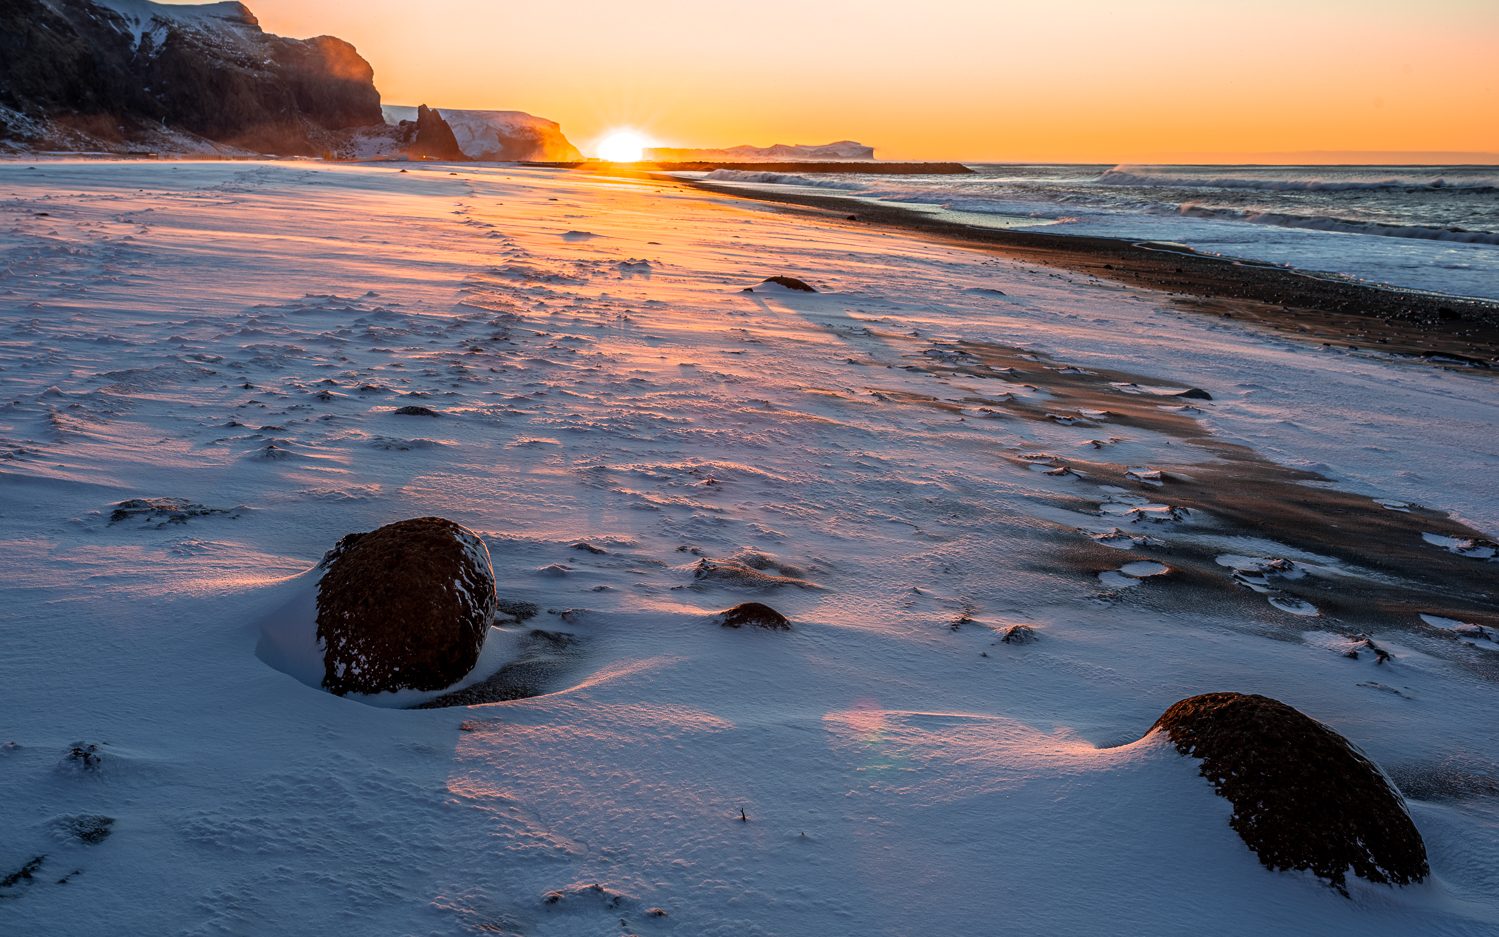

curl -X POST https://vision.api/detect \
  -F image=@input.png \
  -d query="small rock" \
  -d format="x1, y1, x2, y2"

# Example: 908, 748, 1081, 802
718, 602, 790, 630
572, 541, 606, 554
1175, 388, 1213, 400
60, 742, 102, 771
1000, 624, 1037, 644
762, 275, 817, 292
393, 405, 439, 416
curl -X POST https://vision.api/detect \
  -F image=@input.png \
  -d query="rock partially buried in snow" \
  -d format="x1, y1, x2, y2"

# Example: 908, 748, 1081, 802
316, 517, 497, 696
718, 602, 790, 630
760, 276, 817, 292
1152, 692, 1428, 894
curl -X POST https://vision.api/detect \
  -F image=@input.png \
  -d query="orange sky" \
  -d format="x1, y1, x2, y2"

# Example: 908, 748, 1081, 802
175, 0, 1497, 162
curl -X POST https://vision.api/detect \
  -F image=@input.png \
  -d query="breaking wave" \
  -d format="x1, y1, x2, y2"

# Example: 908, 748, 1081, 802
1173, 203, 1499, 244
702, 169, 866, 190
1099, 168, 1498, 193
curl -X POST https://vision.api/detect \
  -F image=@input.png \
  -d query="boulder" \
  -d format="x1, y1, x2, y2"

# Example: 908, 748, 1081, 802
1152, 692, 1428, 893
315, 517, 496, 695
718, 602, 790, 630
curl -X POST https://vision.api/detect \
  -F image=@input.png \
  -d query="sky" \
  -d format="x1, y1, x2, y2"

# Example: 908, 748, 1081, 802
173, 0, 1496, 162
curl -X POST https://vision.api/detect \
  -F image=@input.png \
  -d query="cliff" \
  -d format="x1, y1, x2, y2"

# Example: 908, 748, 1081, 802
381, 106, 583, 162
0, 0, 384, 154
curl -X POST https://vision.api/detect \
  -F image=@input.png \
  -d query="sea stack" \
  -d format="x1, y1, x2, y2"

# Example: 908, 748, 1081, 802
1153, 692, 1428, 893
315, 517, 496, 695
405, 105, 466, 161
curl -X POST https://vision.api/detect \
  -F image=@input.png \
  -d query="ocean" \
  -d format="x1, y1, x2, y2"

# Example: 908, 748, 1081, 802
694, 164, 1499, 301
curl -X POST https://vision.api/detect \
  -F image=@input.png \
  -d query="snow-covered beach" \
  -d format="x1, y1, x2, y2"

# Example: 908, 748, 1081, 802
3, 159, 1499, 935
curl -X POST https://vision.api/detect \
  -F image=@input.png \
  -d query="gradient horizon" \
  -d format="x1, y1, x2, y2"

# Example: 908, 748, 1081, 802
164, 0, 1496, 162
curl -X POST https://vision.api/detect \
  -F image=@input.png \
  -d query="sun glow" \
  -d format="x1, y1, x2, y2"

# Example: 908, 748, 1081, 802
595, 130, 649, 162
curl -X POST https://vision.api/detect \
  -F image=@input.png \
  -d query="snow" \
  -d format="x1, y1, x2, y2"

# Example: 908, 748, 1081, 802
2, 160, 1499, 934
92, 0, 260, 46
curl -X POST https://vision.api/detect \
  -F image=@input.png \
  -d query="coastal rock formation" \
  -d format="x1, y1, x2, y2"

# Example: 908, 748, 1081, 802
315, 517, 496, 696
1153, 692, 1428, 893
382, 105, 583, 162
645, 141, 875, 161
717, 602, 790, 630
0, 0, 383, 154
399, 104, 465, 161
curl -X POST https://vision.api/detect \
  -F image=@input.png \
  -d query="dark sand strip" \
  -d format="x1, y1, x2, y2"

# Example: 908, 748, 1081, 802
873, 337, 1499, 673
523, 160, 972, 174
677, 177, 1499, 371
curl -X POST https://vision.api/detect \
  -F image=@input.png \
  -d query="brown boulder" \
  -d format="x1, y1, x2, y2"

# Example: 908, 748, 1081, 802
718, 602, 790, 630
315, 517, 496, 695
1153, 692, 1428, 893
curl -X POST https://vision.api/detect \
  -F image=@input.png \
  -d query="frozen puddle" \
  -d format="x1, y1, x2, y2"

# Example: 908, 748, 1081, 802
1422, 532, 1499, 559
1420, 613, 1497, 643
1097, 487, 1189, 524
1216, 555, 1318, 616
1098, 560, 1170, 588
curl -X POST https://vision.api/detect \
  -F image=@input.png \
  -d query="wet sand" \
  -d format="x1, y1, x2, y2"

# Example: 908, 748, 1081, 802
677, 177, 1499, 372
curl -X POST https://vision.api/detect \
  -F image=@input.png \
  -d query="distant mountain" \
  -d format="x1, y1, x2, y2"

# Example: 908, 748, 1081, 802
644, 141, 876, 161
0, 0, 384, 154
381, 106, 582, 162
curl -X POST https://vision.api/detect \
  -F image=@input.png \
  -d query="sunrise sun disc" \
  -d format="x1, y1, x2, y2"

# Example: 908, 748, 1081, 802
596, 131, 648, 162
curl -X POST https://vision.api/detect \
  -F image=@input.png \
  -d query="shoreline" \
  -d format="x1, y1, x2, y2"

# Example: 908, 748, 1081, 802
666, 174, 1499, 369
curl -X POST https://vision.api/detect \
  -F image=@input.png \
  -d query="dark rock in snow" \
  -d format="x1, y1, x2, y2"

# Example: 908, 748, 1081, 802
109, 497, 235, 525
572, 541, 607, 554
316, 517, 496, 696
1175, 388, 1213, 400
0, 856, 45, 891
718, 602, 790, 630
693, 559, 817, 590
60, 742, 102, 772
496, 600, 541, 622
762, 276, 817, 292
1000, 624, 1037, 644
1152, 692, 1428, 893
393, 405, 439, 416
52, 814, 115, 844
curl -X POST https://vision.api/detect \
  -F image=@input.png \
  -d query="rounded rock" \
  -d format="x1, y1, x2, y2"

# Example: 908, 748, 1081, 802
316, 517, 496, 695
718, 602, 790, 630
1152, 692, 1428, 892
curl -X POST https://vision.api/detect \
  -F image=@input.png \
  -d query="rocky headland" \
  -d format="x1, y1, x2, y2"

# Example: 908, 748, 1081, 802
0, 0, 582, 161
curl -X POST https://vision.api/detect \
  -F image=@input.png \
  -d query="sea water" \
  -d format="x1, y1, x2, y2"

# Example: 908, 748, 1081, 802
695, 164, 1499, 300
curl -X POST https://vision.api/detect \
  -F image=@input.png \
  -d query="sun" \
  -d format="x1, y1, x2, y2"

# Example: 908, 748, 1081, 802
595, 131, 649, 162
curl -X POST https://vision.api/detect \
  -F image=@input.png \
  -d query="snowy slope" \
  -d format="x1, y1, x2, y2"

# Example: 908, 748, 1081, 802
1, 161, 1498, 935
93, 0, 263, 45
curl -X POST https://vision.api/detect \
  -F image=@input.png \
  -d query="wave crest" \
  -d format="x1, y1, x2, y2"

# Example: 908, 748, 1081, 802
1099, 168, 1497, 193
1172, 202, 1499, 244
702, 169, 865, 190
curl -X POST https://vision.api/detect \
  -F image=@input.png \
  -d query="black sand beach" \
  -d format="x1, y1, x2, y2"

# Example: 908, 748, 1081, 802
674, 176, 1499, 371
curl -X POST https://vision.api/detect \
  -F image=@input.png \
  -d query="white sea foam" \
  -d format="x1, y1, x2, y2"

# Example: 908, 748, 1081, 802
1099, 168, 1499, 192
702, 169, 866, 190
